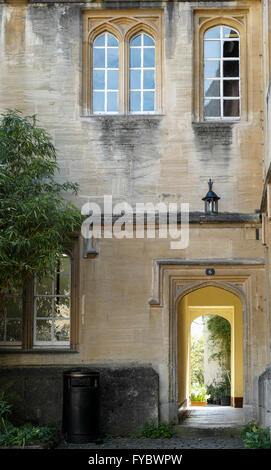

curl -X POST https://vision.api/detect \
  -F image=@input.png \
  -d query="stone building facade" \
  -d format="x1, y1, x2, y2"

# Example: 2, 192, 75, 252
1, 0, 271, 434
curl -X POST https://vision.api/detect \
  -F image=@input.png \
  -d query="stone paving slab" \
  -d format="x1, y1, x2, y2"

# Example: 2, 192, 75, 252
173, 425, 243, 438
182, 405, 245, 427
57, 405, 246, 449
57, 436, 245, 449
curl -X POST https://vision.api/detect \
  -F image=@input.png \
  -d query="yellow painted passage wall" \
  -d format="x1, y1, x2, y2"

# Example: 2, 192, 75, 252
178, 286, 243, 406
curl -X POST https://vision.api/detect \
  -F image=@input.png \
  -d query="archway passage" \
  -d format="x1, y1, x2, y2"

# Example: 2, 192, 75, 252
178, 286, 243, 411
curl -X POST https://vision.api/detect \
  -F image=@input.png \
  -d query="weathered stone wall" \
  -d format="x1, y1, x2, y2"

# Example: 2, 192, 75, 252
0, 366, 159, 435
0, 1, 264, 211
0, 0, 269, 425
259, 365, 271, 431
1, 223, 268, 421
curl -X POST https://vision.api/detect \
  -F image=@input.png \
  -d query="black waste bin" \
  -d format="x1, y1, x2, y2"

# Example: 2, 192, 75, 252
63, 370, 100, 443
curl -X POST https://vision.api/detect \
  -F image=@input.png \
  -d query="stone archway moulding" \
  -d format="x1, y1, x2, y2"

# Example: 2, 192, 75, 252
148, 258, 264, 307
148, 258, 265, 419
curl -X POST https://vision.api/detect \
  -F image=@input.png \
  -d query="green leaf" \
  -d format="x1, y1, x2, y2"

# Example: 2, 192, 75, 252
0, 110, 83, 299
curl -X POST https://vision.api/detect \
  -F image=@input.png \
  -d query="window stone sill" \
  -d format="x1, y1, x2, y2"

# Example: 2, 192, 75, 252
192, 121, 238, 127
80, 114, 165, 119
0, 348, 79, 354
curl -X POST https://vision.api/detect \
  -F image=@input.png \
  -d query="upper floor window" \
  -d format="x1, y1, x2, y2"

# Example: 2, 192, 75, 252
93, 33, 119, 114
83, 10, 163, 115
129, 33, 155, 113
204, 25, 240, 120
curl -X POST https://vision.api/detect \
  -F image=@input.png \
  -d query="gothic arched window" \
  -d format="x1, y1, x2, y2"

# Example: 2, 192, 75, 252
93, 33, 119, 114
204, 25, 240, 119
129, 33, 155, 113
84, 11, 163, 115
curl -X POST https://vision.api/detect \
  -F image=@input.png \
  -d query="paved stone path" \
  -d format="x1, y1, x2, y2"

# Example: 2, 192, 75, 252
57, 436, 245, 449
181, 405, 244, 428
57, 405, 246, 449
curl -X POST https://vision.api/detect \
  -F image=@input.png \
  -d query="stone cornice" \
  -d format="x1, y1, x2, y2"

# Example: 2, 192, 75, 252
98, 212, 261, 224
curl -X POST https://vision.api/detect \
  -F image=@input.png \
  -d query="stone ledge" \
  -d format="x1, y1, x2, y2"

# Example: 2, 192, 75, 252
0, 348, 79, 354
192, 121, 236, 127
98, 212, 261, 224
186, 212, 261, 224
80, 114, 165, 120
154, 258, 265, 266
27, 0, 234, 3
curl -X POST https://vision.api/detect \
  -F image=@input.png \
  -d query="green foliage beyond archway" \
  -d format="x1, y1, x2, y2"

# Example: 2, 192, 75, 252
190, 333, 204, 386
206, 315, 231, 371
0, 110, 82, 300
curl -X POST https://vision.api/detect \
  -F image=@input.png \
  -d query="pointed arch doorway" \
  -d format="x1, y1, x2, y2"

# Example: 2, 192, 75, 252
178, 286, 243, 409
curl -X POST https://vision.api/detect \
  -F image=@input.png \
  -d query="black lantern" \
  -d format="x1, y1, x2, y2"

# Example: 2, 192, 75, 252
202, 179, 220, 214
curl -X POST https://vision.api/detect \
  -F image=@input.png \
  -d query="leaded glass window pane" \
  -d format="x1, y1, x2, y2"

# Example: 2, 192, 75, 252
93, 33, 119, 114
0, 295, 23, 345
204, 25, 240, 119
129, 33, 155, 113
34, 254, 71, 346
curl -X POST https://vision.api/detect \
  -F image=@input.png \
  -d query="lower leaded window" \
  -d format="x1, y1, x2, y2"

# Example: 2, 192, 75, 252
34, 254, 71, 347
0, 295, 23, 346
0, 253, 74, 350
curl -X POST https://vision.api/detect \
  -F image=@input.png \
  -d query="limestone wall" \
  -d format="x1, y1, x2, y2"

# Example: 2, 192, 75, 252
0, 0, 269, 424
259, 365, 271, 431
0, 1, 264, 212
1, 223, 268, 420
